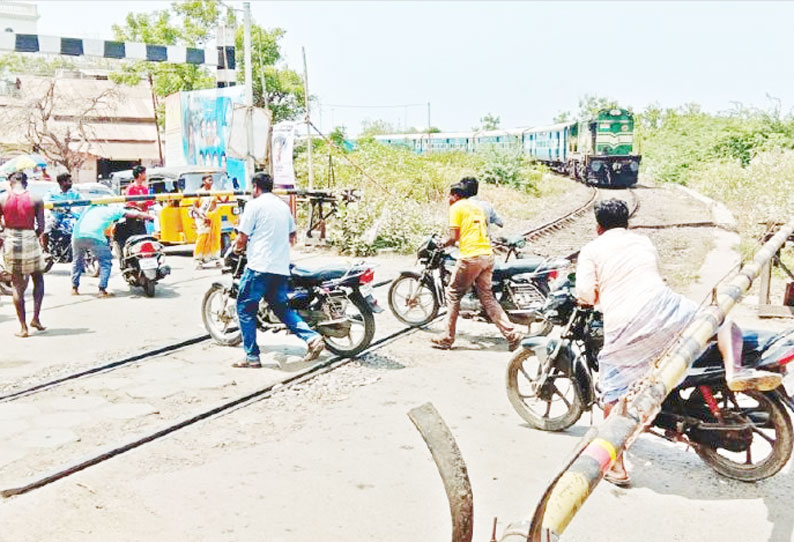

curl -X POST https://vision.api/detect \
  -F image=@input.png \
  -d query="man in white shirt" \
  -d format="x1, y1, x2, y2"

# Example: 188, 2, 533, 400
232, 173, 324, 368
576, 198, 781, 485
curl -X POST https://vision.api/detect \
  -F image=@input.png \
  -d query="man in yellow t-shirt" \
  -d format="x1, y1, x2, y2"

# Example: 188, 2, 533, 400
431, 182, 522, 350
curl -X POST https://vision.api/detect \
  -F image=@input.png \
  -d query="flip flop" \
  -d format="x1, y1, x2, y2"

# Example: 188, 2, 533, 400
232, 360, 262, 369
604, 470, 631, 487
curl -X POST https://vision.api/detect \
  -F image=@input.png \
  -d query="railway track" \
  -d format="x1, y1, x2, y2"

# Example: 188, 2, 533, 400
520, 186, 639, 260
0, 310, 444, 498
0, 186, 633, 499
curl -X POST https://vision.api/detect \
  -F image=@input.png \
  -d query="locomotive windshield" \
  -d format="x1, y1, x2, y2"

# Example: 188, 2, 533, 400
591, 109, 635, 156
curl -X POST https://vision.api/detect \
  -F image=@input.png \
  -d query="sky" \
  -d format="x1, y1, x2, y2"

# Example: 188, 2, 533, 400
31, 1, 794, 135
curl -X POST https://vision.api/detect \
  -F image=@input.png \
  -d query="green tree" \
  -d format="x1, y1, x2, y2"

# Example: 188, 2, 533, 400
576, 94, 624, 119
111, 0, 305, 123
361, 119, 397, 136
474, 113, 500, 131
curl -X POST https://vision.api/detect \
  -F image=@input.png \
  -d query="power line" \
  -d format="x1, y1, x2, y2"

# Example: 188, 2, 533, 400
319, 103, 427, 110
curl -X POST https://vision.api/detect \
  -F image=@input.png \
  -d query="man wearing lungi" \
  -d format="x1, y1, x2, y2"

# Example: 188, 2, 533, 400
0, 172, 46, 337
576, 198, 781, 485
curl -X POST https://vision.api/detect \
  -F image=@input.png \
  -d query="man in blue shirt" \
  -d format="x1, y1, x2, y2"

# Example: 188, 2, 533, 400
232, 172, 323, 368
71, 204, 151, 297
43, 173, 82, 247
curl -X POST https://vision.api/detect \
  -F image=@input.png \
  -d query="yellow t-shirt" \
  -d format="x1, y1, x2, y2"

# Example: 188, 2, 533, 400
449, 199, 492, 258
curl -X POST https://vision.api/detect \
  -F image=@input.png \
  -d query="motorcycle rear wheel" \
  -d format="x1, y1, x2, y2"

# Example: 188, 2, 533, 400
692, 388, 792, 482
388, 273, 439, 327
322, 293, 375, 358
143, 279, 156, 298
505, 347, 585, 431
202, 283, 242, 346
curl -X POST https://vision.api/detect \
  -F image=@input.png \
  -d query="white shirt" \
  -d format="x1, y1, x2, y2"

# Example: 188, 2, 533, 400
575, 228, 668, 337
238, 192, 295, 275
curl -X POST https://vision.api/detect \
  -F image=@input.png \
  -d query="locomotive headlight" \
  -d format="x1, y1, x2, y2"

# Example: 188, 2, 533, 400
629, 161, 639, 172
591, 161, 602, 172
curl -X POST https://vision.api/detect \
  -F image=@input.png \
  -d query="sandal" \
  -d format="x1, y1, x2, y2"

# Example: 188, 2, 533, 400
232, 360, 262, 369
604, 469, 631, 487
431, 337, 453, 350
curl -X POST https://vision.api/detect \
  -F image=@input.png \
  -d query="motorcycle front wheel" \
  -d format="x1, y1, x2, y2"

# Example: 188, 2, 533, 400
388, 272, 439, 327
84, 251, 100, 278
690, 388, 793, 482
321, 293, 375, 358
202, 283, 242, 346
42, 253, 54, 274
505, 347, 585, 431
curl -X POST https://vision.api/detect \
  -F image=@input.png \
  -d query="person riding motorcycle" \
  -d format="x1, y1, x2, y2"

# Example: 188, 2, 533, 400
43, 172, 81, 250
575, 198, 782, 486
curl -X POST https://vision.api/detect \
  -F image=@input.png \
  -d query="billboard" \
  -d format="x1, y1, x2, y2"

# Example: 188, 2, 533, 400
165, 87, 271, 191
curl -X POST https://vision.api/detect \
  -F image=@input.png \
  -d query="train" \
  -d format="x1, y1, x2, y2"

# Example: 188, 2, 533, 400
372, 108, 641, 188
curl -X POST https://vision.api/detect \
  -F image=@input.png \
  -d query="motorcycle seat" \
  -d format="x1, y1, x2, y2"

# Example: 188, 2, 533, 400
290, 264, 349, 284
493, 257, 545, 280
125, 235, 159, 246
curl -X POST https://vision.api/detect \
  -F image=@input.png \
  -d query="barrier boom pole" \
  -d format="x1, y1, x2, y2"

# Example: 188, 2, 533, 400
504, 219, 794, 542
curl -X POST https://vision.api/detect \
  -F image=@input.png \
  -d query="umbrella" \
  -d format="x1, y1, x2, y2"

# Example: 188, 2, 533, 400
0, 153, 48, 175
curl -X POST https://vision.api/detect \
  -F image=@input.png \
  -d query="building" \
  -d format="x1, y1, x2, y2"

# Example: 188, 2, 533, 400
0, 1, 38, 34
0, 73, 161, 183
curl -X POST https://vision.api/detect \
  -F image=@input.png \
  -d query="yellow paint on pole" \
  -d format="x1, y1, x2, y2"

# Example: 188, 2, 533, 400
540, 472, 590, 534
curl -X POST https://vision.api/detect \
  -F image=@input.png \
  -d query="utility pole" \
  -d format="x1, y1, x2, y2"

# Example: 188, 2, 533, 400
427, 101, 431, 132
302, 46, 313, 191
243, 2, 255, 182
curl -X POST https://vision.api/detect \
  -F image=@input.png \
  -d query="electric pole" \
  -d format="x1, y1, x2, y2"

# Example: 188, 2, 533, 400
243, 2, 254, 183
303, 46, 313, 191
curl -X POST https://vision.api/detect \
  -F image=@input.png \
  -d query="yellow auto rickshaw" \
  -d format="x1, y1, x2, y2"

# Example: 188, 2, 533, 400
133, 166, 242, 251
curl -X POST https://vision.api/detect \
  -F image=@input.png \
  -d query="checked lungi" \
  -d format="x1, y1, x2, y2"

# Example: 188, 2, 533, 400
2, 228, 45, 275
598, 288, 698, 404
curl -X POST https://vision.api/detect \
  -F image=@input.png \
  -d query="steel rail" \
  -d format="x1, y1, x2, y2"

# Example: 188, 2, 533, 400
0, 311, 444, 499
0, 334, 211, 403
1, 276, 395, 403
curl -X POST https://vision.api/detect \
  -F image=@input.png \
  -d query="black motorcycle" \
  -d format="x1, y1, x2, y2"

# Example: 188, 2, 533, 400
505, 278, 794, 481
388, 234, 569, 336
112, 218, 171, 297
201, 249, 381, 358
43, 212, 99, 276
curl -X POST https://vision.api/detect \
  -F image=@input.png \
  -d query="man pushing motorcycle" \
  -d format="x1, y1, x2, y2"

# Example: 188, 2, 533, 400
575, 198, 782, 486
232, 172, 324, 368
431, 181, 523, 351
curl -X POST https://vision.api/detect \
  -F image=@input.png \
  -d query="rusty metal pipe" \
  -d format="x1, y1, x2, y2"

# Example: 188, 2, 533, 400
408, 403, 473, 542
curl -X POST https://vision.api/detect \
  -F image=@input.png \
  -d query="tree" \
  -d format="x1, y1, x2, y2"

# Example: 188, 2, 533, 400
474, 113, 500, 131
111, 0, 305, 123
576, 94, 624, 120
0, 79, 120, 172
360, 119, 397, 136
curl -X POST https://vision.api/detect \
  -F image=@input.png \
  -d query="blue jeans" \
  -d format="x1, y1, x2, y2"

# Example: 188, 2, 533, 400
72, 237, 112, 290
236, 268, 320, 362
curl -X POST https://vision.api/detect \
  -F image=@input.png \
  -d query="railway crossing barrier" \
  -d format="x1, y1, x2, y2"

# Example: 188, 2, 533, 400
44, 189, 359, 241
499, 218, 794, 541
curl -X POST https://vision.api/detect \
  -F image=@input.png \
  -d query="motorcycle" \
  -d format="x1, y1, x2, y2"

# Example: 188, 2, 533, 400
505, 278, 794, 481
202, 248, 382, 358
388, 234, 569, 336
43, 212, 99, 277
112, 218, 171, 297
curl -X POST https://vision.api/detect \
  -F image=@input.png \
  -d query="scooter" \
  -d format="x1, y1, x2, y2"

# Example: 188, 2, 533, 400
113, 218, 170, 297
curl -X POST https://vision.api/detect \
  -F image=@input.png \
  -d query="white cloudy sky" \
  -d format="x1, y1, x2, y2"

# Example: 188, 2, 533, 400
34, 1, 794, 135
